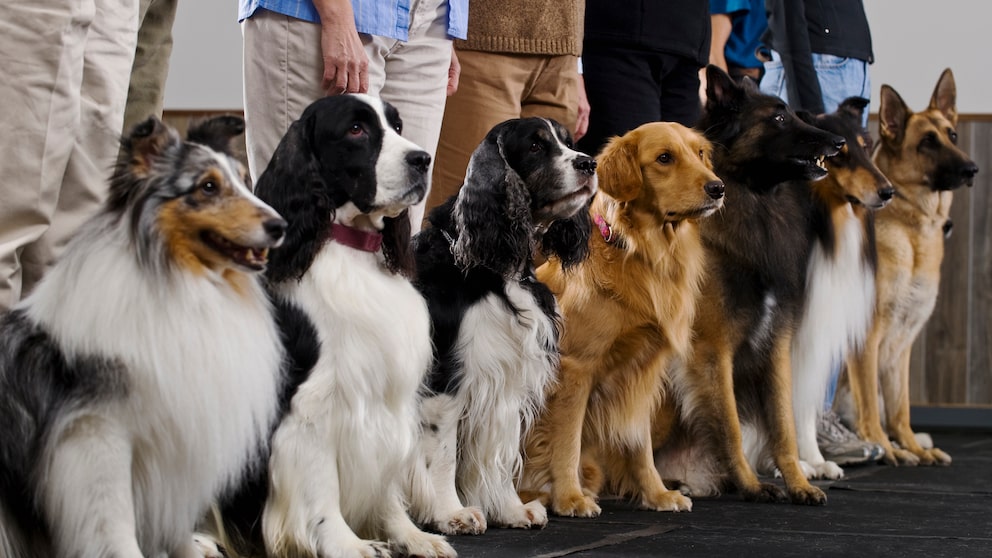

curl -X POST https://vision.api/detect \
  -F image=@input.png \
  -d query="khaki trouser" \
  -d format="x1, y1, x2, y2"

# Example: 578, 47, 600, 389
122, 0, 179, 134
427, 49, 578, 220
242, 0, 452, 232
0, 0, 139, 310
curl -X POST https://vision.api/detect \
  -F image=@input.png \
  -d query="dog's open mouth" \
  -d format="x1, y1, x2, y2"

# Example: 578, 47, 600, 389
791, 154, 830, 179
202, 231, 270, 271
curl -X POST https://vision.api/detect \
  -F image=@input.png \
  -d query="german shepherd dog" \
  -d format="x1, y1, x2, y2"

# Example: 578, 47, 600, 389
653, 66, 843, 505
837, 69, 978, 466
788, 98, 893, 481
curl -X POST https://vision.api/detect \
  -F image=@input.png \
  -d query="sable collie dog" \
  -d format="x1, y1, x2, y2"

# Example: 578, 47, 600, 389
411, 118, 597, 530
518, 122, 725, 517
787, 98, 894, 480
217, 94, 455, 558
0, 116, 286, 558
653, 66, 844, 505
837, 70, 978, 466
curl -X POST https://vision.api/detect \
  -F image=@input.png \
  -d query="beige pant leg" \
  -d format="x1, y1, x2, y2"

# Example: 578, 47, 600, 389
364, 0, 452, 231
122, 0, 179, 133
242, 11, 323, 183
19, 0, 139, 296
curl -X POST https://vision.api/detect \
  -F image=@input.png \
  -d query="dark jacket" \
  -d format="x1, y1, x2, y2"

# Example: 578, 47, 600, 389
584, 0, 711, 66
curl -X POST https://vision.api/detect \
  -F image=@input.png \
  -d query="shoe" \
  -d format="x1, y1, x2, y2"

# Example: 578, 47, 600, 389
817, 410, 885, 466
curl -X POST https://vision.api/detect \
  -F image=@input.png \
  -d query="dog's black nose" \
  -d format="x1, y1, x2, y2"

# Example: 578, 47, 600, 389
961, 162, 979, 179
574, 156, 597, 175
878, 185, 895, 201
406, 150, 432, 174
704, 180, 725, 200
264, 218, 287, 241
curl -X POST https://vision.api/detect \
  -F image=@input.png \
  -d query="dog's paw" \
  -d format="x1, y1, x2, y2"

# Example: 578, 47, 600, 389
740, 482, 787, 503
640, 488, 692, 512
887, 446, 921, 466
788, 485, 827, 506
323, 539, 392, 558
918, 447, 952, 466
392, 531, 455, 558
436, 506, 487, 535
550, 490, 601, 518
810, 460, 844, 480
191, 533, 226, 558
795, 460, 817, 479
498, 499, 549, 529
915, 432, 934, 450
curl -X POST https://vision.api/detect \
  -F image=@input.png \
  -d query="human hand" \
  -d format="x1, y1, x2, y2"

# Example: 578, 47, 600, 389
574, 74, 590, 141
318, 8, 368, 95
447, 48, 461, 96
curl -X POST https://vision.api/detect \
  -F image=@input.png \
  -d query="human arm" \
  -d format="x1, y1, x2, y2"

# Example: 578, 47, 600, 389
313, 0, 369, 95
575, 72, 590, 141
709, 13, 733, 71
447, 48, 460, 96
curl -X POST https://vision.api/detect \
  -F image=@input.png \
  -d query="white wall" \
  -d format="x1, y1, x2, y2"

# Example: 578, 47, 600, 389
163, 1, 992, 114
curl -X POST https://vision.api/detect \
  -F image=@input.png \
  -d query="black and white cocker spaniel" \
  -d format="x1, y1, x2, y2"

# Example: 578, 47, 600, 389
409, 118, 598, 530
217, 94, 456, 558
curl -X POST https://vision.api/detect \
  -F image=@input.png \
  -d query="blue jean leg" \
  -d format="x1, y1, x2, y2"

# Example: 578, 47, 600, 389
759, 51, 870, 126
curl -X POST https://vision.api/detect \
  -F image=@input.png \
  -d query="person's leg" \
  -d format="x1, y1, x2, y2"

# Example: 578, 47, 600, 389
242, 10, 323, 183
577, 43, 661, 157
428, 50, 532, 218
371, 0, 452, 231
20, 0, 139, 295
812, 54, 870, 126
0, 0, 92, 309
758, 49, 789, 104
122, 0, 179, 133
520, 54, 579, 136
658, 54, 703, 128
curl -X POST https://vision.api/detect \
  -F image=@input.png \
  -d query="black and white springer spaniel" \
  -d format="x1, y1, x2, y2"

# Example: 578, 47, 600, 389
217, 94, 456, 558
409, 118, 598, 530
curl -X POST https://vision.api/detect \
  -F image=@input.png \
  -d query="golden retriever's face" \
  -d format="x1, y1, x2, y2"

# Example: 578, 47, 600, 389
598, 122, 725, 222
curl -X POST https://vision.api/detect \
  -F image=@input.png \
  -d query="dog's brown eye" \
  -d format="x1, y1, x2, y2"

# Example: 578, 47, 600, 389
657, 153, 673, 164
200, 181, 219, 196
773, 113, 786, 124
530, 142, 543, 153
349, 123, 364, 136
948, 129, 959, 144
699, 149, 705, 160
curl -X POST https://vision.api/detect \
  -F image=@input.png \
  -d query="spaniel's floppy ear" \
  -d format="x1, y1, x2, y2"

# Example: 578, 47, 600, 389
255, 115, 334, 284
452, 129, 533, 275
541, 206, 591, 270
381, 209, 415, 277
596, 133, 642, 202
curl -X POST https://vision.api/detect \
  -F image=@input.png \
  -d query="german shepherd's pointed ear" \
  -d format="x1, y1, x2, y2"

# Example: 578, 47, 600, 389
705, 64, 745, 112
596, 133, 642, 202
187, 115, 245, 156
453, 127, 533, 275
929, 68, 958, 126
878, 85, 911, 145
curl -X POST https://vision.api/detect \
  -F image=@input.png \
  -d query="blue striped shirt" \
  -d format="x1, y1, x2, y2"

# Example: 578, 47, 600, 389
238, 0, 468, 41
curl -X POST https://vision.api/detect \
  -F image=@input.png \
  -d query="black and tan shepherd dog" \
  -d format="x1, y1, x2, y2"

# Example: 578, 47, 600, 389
653, 65, 844, 505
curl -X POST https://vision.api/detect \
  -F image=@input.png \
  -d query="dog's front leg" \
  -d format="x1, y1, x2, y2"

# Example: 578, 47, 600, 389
843, 332, 901, 464
882, 348, 951, 466
409, 394, 486, 535
380, 484, 456, 558
764, 334, 826, 505
621, 418, 692, 512
263, 414, 390, 558
45, 415, 144, 558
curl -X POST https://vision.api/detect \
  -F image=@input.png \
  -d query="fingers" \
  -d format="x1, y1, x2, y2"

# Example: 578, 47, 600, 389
447, 49, 461, 96
323, 57, 369, 96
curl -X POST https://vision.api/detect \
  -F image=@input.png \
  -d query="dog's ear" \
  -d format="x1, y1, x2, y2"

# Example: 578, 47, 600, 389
381, 209, 415, 277
541, 207, 591, 270
186, 115, 246, 156
878, 85, 910, 145
705, 64, 745, 112
596, 134, 642, 202
120, 116, 181, 178
837, 96, 870, 126
452, 130, 532, 274
255, 117, 334, 283
929, 68, 958, 126
795, 109, 818, 126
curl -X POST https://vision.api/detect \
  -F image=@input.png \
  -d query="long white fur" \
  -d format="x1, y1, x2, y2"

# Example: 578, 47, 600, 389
260, 96, 454, 558
450, 283, 556, 528
785, 208, 875, 479
22, 189, 283, 557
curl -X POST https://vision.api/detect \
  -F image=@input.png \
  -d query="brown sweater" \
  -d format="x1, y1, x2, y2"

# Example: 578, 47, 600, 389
455, 0, 583, 56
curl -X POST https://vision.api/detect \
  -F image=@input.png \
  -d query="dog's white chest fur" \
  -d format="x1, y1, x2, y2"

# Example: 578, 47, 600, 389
26, 231, 282, 552
281, 243, 432, 522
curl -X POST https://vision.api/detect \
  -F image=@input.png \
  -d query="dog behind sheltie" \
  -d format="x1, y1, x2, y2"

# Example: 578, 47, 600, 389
0, 116, 286, 557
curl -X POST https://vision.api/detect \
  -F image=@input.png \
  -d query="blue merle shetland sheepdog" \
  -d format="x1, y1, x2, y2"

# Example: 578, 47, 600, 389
0, 116, 286, 558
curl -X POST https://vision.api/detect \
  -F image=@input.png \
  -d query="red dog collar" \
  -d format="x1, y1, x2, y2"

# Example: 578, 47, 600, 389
327, 223, 383, 253
594, 214, 616, 244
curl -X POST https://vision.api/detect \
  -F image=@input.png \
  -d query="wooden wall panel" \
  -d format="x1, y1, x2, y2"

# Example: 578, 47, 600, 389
964, 121, 992, 405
